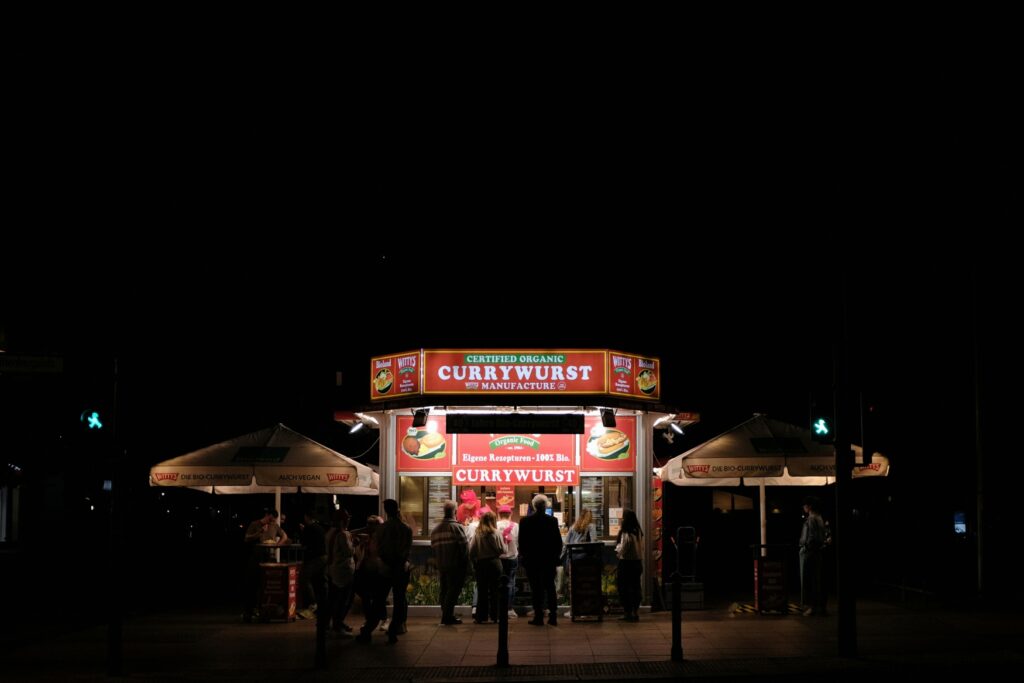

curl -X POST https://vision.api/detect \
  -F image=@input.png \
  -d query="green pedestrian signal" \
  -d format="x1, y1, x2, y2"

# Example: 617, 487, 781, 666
811, 416, 833, 443
81, 410, 104, 430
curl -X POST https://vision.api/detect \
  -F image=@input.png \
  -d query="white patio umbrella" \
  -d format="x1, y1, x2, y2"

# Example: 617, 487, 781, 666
149, 423, 379, 513
661, 415, 889, 550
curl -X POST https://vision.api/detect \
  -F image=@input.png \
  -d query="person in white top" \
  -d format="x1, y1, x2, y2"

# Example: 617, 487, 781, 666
496, 505, 520, 617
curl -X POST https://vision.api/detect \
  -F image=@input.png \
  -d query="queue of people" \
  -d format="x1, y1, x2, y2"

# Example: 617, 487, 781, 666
243, 497, 645, 631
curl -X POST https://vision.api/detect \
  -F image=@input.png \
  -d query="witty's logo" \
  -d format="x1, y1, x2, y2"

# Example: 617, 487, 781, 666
326, 472, 351, 482
611, 355, 633, 375
685, 464, 710, 474
154, 472, 179, 481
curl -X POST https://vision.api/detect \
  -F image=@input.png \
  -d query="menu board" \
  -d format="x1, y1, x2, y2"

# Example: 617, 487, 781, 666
427, 477, 451, 533
581, 477, 605, 538
608, 507, 623, 537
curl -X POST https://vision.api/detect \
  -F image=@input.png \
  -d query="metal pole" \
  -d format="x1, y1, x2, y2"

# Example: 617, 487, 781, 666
497, 574, 509, 667
106, 357, 122, 676
759, 482, 767, 557
972, 266, 984, 598
835, 277, 857, 658
670, 571, 683, 662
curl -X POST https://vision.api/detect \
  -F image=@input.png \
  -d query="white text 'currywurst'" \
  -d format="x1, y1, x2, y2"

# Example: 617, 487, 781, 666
453, 469, 576, 483
437, 365, 593, 382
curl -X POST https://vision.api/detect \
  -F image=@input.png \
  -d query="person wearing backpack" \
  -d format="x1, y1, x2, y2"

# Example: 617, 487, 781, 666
496, 505, 520, 618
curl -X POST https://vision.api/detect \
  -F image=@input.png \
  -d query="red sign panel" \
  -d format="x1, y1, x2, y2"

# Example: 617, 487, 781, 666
453, 466, 579, 485
496, 485, 514, 509
458, 433, 575, 468
581, 415, 637, 472
456, 432, 578, 485
607, 351, 660, 400
370, 351, 421, 400
423, 350, 607, 395
396, 415, 453, 472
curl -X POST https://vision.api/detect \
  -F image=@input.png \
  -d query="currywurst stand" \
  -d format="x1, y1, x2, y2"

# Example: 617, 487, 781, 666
344, 349, 697, 612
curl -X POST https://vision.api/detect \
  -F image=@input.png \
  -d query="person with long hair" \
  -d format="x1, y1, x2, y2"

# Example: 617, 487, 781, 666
615, 509, 644, 621
469, 511, 506, 623
561, 508, 598, 616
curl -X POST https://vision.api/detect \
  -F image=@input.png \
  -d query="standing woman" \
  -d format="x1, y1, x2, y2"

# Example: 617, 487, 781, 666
615, 509, 644, 622
562, 508, 597, 616
469, 511, 506, 623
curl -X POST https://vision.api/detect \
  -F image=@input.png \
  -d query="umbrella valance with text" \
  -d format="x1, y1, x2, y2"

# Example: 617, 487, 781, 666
662, 415, 889, 486
149, 423, 376, 494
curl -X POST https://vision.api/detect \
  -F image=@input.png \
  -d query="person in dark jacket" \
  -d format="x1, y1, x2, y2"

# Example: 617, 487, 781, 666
799, 496, 827, 616
357, 499, 412, 644
517, 494, 563, 625
298, 510, 326, 619
430, 500, 469, 625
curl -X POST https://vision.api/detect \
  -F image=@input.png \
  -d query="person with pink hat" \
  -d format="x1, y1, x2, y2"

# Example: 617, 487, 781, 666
457, 489, 480, 525
496, 504, 520, 618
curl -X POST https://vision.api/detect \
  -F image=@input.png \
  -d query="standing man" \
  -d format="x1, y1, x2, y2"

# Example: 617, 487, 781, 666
517, 494, 563, 626
298, 510, 326, 620
241, 508, 286, 622
366, 499, 412, 644
430, 500, 469, 625
799, 496, 827, 616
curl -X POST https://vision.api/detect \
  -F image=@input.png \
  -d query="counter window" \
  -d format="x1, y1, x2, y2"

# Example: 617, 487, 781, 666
580, 475, 633, 540
456, 486, 571, 527
399, 475, 452, 539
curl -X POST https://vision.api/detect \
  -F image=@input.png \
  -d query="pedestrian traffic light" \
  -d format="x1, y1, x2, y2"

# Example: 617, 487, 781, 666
80, 409, 105, 430
811, 415, 834, 443
810, 390, 835, 444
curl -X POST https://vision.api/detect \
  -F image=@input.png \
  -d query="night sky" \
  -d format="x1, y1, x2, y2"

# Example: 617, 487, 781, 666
3, 43, 1019, 618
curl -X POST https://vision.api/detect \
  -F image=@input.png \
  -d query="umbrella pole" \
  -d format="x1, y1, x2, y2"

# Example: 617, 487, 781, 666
275, 486, 282, 562
759, 482, 767, 557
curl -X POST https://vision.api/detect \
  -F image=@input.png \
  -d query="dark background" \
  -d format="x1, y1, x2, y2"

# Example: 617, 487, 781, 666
1, 41, 1017, 639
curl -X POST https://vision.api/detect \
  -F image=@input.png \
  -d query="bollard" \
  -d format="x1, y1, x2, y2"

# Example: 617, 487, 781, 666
671, 571, 683, 662
497, 574, 509, 667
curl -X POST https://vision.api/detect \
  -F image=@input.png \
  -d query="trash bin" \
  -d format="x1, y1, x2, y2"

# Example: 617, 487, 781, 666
566, 542, 604, 621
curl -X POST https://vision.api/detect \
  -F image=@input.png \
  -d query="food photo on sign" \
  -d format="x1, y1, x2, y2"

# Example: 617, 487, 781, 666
582, 416, 636, 473
396, 415, 453, 472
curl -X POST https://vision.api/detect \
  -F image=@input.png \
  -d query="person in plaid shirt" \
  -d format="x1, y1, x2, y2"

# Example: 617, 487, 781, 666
430, 500, 470, 625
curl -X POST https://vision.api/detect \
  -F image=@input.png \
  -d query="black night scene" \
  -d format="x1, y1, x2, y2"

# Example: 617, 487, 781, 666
1, 44, 1020, 681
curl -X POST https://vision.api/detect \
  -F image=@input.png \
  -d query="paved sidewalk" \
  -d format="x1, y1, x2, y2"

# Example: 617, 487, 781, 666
4, 599, 1023, 681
